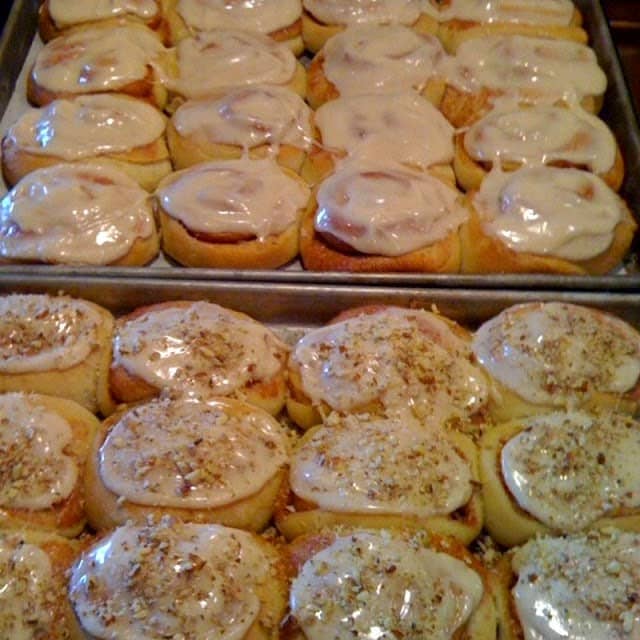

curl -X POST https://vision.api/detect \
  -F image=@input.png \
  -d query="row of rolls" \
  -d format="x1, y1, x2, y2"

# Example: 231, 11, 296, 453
0, 0, 636, 273
1, 290, 640, 637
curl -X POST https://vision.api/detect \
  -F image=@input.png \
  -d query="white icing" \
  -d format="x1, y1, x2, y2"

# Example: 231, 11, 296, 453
172, 85, 313, 150
428, 0, 575, 25
0, 393, 77, 510
48, 0, 160, 27
512, 530, 640, 639
0, 294, 103, 374
31, 23, 166, 94
315, 160, 467, 256
0, 538, 55, 639
0, 164, 155, 265
99, 397, 288, 508
290, 413, 473, 516
176, 0, 301, 33
314, 92, 454, 168
113, 300, 288, 397
472, 166, 624, 260
291, 531, 484, 640
69, 521, 273, 639
303, 0, 423, 25
322, 24, 445, 96
472, 302, 640, 406
440, 35, 607, 102
157, 157, 309, 238
463, 104, 617, 174
502, 410, 640, 531
168, 29, 297, 100
292, 306, 488, 421
6, 94, 166, 159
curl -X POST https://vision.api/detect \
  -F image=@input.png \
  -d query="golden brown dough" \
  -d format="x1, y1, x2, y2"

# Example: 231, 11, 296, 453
0, 393, 99, 537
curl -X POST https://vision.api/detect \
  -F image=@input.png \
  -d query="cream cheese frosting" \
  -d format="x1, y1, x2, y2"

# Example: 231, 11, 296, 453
472, 166, 624, 260
168, 29, 297, 100
290, 413, 473, 516
303, 0, 423, 25
176, 0, 301, 33
440, 35, 607, 103
0, 164, 155, 265
0, 536, 55, 639
291, 530, 484, 640
0, 393, 77, 510
322, 24, 445, 96
69, 519, 275, 639
501, 410, 640, 531
31, 23, 166, 94
172, 85, 313, 151
472, 302, 640, 407
291, 306, 488, 421
113, 300, 288, 398
48, 0, 161, 26
157, 157, 310, 238
512, 529, 640, 639
314, 92, 454, 168
315, 160, 467, 256
99, 397, 288, 508
463, 103, 617, 174
5, 94, 167, 160
0, 294, 104, 374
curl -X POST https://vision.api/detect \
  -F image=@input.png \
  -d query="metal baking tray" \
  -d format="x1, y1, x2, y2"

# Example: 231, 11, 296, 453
0, 0, 639, 291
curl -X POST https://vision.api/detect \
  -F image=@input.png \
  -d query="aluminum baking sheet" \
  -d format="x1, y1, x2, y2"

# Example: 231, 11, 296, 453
0, 0, 639, 291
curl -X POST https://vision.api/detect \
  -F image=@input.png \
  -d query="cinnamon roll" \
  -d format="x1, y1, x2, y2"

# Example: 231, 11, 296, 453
156, 157, 311, 269
109, 299, 289, 414
27, 22, 170, 109
472, 301, 640, 421
306, 24, 447, 109
166, 85, 313, 173
0, 392, 99, 537
1, 94, 172, 191
85, 395, 290, 532
0, 293, 115, 416
459, 166, 636, 275
0, 163, 159, 266
276, 411, 483, 544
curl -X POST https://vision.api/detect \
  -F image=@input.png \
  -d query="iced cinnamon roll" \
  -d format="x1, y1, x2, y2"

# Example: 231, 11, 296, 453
38, 0, 165, 43
0, 164, 159, 266
85, 395, 290, 532
426, 0, 586, 53
284, 529, 497, 640
167, 85, 313, 173
164, 0, 304, 53
460, 166, 636, 275
1, 94, 171, 191
454, 102, 624, 191
306, 24, 447, 109
165, 28, 306, 108
497, 529, 640, 640
286, 305, 491, 432
299, 160, 467, 273
0, 529, 87, 639
439, 35, 608, 127
480, 409, 640, 548
276, 412, 483, 544
156, 157, 311, 269
110, 300, 289, 414
305, 91, 454, 183
0, 293, 115, 416
0, 392, 99, 537
27, 22, 170, 109
301, 0, 439, 53
69, 519, 288, 640
472, 301, 640, 421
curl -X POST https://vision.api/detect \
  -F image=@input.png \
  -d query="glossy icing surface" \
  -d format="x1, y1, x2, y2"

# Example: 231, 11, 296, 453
303, 0, 423, 25
48, 0, 160, 26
